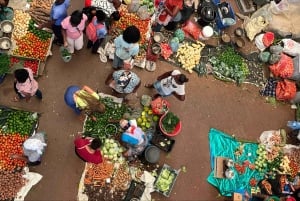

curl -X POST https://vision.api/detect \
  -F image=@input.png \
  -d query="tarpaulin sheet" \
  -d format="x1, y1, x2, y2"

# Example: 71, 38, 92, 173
206, 128, 263, 196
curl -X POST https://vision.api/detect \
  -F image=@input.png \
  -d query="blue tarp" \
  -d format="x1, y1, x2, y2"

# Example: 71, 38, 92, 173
206, 128, 264, 196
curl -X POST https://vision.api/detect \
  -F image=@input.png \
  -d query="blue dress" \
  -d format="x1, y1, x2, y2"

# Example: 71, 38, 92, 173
64, 85, 81, 114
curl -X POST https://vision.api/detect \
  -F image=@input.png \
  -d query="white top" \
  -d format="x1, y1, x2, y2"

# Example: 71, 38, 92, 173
160, 76, 185, 96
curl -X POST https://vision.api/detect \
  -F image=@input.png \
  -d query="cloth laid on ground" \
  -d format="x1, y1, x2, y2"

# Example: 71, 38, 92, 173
140, 171, 156, 201
265, 1, 300, 38
207, 128, 263, 197
15, 167, 43, 201
259, 77, 278, 97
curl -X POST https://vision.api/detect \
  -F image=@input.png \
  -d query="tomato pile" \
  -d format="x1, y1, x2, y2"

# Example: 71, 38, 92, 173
12, 32, 51, 61
0, 133, 28, 171
10, 57, 39, 76
113, 5, 151, 45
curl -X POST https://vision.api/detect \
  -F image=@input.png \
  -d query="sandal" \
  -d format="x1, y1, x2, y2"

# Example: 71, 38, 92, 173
12, 97, 20, 102
144, 83, 153, 88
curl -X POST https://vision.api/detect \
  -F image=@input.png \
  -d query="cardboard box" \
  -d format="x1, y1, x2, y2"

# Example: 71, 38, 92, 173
233, 192, 243, 201
214, 157, 227, 178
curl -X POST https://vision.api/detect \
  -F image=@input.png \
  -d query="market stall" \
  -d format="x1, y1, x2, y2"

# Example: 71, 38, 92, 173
207, 128, 300, 200
0, 0, 53, 77
76, 94, 183, 200
0, 105, 43, 200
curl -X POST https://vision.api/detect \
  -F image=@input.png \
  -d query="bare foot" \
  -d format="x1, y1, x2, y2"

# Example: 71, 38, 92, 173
12, 97, 20, 102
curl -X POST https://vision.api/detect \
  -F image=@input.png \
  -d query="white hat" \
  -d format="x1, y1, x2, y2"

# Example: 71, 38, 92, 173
171, 70, 181, 76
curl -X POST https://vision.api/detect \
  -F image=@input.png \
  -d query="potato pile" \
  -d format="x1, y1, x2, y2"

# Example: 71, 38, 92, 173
112, 164, 131, 191
175, 41, 205, 73
12, 10, 31, 39
0, 170, 27, 200
28, 0, 52, 26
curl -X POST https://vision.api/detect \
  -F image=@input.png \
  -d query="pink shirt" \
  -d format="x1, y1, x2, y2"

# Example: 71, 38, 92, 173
16, 68, 39, 97
74, 137, 103, 164
61, 14, 87, 39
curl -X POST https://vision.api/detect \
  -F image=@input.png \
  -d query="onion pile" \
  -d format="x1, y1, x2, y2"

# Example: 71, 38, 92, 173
0, 170, 27, 200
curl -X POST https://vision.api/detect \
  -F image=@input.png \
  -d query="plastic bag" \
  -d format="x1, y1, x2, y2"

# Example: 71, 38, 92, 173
255, 33, 267, 51
269, 53, 293, 78
262, 32, 275, 47
269, 53, 281, 64
151, 97, 170, 115
127, 0, 140, 13
259, 51, 271, 63
289, 56, 300, 81
182, 20, 201, 40
270, 0, 289, 15
287, 121, 300, 130
282, 39, 300, 56
270, 45, 283, 54
275, 79, 296, 100
137, 5, 150, 20
59, 46, 72, 62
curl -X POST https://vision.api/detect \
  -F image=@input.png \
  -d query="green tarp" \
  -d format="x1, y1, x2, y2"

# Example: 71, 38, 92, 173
206, 128, 264, 196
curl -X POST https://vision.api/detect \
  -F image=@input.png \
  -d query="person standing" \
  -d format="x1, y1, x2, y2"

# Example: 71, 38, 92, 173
144, 69, 189, 101
113, 25, 141, 69
50, 0, 70, 45
61, 10, 88, 54
74, 136, 103, 164
13, 68, 42, 102
86, 10, 107, 54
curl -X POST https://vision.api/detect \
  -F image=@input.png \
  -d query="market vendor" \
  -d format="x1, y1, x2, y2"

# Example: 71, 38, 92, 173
0, 0, 9, 7
153, 0, 183, 32
144, 69, 189, 101
119, 118, 148, 160
83, 0, 121, 24
74, 136, 103, 164
64, 85, 105, 120
11, 132, 47, 166
105, 69, 141, 97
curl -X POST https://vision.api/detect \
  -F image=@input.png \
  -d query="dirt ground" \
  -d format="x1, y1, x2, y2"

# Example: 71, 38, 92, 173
0, 1, 296, 201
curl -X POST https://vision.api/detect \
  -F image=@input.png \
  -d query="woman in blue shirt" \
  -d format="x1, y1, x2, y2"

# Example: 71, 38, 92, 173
113, 25, 141, 69
50, 0, 70, 45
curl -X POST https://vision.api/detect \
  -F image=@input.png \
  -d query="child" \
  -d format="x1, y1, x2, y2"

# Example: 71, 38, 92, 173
13, 68, 42, 102
113, 25, 141, 69
86, 9, 107, 54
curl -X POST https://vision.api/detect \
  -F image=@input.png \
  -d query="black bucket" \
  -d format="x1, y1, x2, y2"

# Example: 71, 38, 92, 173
144, 145, 161, 163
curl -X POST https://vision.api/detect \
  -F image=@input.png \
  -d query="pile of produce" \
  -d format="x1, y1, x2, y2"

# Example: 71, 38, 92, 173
11, 10, 52, 61
155, 166, 178, 196
84, 161, 114, 187
102, 138, 125, 163
1, 110, 38, 135
84, 97, 129, 141
0, 133, 28, 171
0, 170, 27, 200
10, 56, 40, 76
28, 0, 52, 26
136, 106, 159, 131
160, 112, 179, 133
0, 53, 10, 75
209, 47, 249, 84
111, 163, 131, 191
113, 5, 151, 45
140, 0, 155, 14
175, 41, 205, 73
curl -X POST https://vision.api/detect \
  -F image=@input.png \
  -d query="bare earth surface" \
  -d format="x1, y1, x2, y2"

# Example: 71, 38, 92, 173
0, 1, 295, 201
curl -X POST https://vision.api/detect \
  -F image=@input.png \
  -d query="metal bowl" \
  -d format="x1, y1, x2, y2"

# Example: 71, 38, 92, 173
151, 43, 161, 55
145, 145, 161, 163
0, 20, 14, 34
153, 32, 164, 43
0, 37, 12, 50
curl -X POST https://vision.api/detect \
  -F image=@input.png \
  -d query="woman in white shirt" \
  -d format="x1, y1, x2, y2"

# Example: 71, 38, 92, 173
144, 69, 189, 101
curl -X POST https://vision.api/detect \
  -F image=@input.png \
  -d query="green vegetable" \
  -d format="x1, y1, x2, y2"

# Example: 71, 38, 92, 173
155, 168, 176, 194
161, 112, 179, 133
0, 53, 10, 76
209, 47, 249, 84
28, 20, 52, 41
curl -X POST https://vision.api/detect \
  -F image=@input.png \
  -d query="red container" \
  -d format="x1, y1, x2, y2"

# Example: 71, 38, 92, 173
159, 112, 182, 137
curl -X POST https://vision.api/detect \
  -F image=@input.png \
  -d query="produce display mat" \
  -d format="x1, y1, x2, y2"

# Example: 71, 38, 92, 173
206, 128, 263, 197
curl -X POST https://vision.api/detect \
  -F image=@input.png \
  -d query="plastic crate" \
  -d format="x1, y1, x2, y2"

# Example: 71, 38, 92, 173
151, 131, 175, 152
123, 180, 145, 201
154, 164, 179, 197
